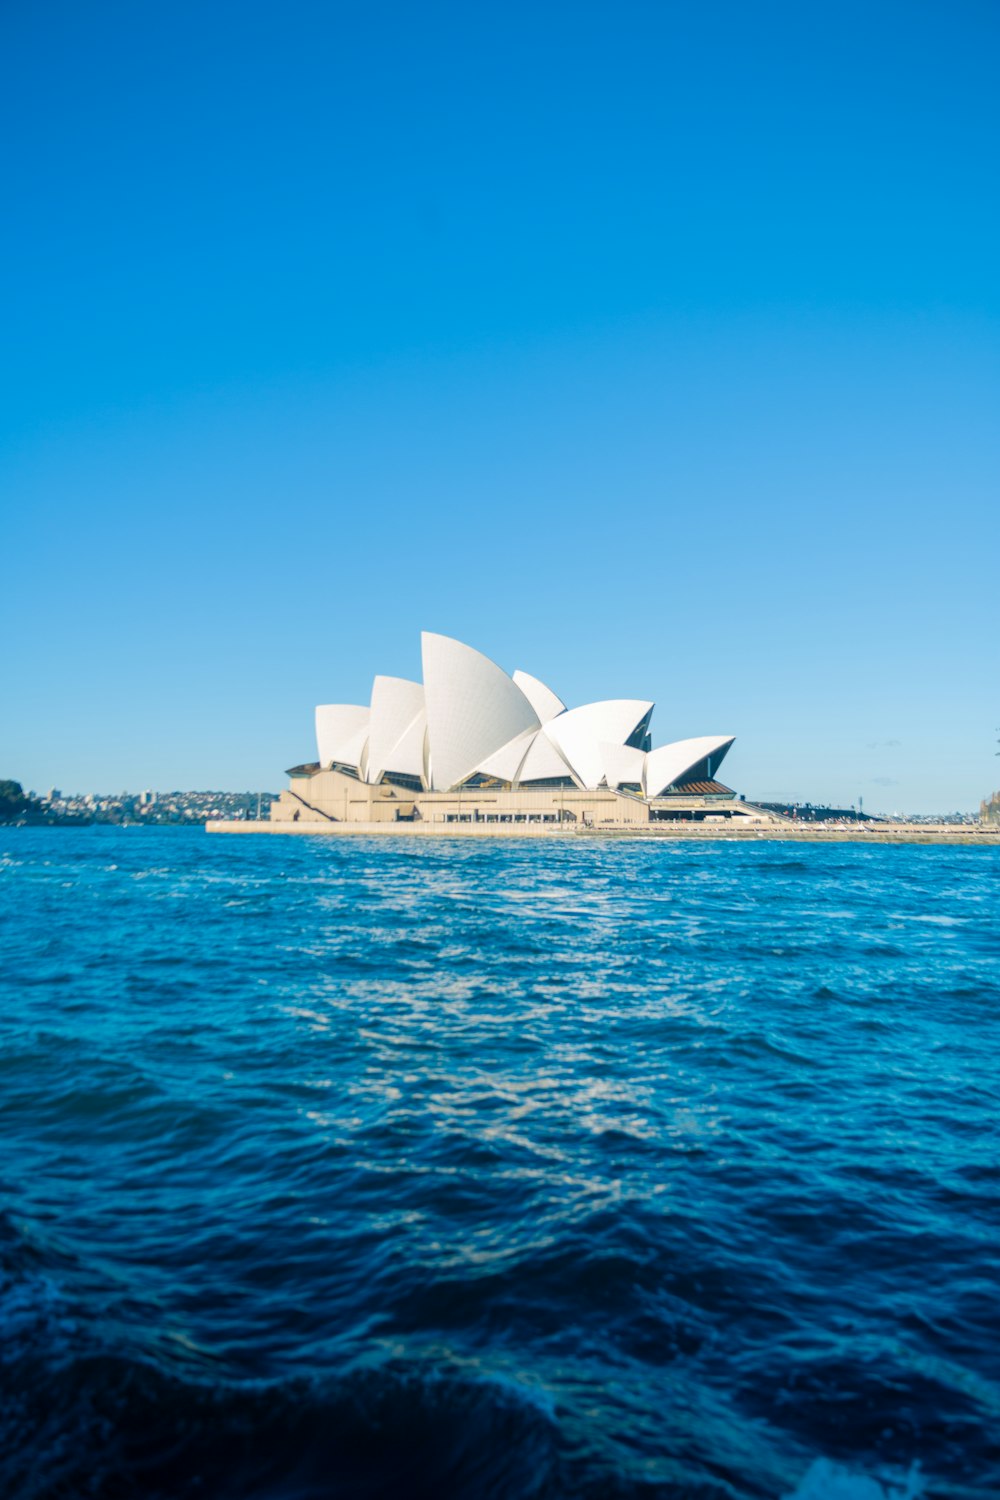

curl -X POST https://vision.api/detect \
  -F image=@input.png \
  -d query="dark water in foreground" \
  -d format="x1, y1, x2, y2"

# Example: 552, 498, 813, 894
1, 829, 998, 1499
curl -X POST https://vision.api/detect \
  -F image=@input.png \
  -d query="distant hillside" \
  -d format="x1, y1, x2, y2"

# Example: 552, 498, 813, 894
0, 781, 45, 824
0, 780, 93, 826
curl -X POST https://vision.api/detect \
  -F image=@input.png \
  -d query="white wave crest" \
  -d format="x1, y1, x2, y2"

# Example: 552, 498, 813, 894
784, 1457, 924, 1500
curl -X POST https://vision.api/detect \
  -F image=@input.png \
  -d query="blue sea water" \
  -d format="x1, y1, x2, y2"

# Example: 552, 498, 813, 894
1, 828, 998, 1500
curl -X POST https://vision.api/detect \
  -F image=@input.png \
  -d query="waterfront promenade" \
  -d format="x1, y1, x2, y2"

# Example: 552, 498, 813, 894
208, 820, 999, 845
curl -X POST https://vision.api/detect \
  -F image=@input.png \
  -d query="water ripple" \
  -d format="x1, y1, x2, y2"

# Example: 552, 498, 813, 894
1, 828, 998, 1498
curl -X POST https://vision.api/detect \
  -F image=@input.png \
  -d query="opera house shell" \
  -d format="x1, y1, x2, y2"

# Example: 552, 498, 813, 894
270, 633, 745, 830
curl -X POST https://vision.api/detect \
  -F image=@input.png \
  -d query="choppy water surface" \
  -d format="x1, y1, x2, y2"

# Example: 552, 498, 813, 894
1, 829, 998, 1499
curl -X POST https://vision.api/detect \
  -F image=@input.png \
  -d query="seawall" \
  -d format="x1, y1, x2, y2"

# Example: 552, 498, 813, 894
207, 820, 1000, 845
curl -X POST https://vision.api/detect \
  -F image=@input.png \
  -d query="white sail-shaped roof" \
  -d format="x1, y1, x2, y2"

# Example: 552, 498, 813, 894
366, 676, 425, 785
601, 743, 646, 790
316, 705, 370, 772
515, 730, 579, 786
383, 708, 428, 785
474, 727, 536, 784
644, 736, 735, 797
512, 670, 565, 724
310, 634, 736, 804
544, 700, 653, 791
422, 632, 540, 790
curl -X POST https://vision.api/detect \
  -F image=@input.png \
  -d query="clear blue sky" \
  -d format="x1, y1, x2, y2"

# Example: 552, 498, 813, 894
3, 1, 997, 812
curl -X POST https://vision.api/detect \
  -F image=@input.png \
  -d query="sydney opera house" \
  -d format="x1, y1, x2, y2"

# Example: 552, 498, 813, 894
268, 632, 752, 830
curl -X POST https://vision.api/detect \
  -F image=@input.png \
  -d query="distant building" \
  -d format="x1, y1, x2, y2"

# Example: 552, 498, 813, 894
47, 788, 60, 802
269, 631, 769, 830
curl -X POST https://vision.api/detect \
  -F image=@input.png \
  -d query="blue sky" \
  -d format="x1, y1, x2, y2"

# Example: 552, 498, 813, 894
3, 1, 997, 812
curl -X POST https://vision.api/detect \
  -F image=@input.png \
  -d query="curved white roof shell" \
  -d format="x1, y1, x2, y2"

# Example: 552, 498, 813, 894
421, 632, 540, 791
644, 736, 735, 797
384, 708, 428, 785
515, 730, 578, 786
601, 742, 646, 790
474, 727, 536, 784
366, 676, 425, 785
545, 700, 652, 793
311, 634, 735, 796
316, 705, 369, 772
512, 670, 565, 724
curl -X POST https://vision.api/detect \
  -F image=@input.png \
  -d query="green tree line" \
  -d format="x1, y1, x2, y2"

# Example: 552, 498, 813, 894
0, 780, 43, 823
